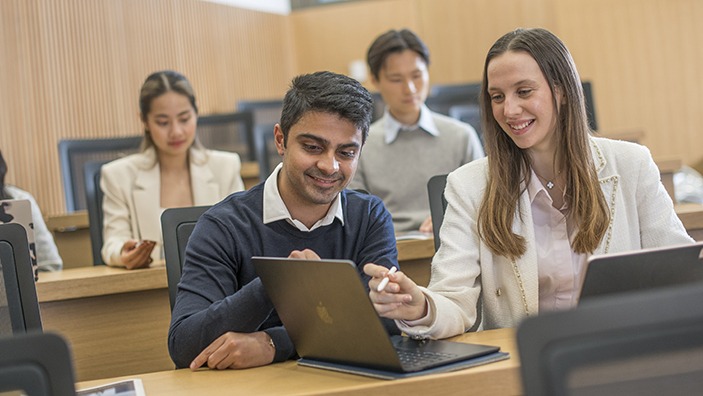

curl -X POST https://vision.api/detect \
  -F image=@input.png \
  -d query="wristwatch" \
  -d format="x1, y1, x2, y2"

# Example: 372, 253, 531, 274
267, 334, 276, 350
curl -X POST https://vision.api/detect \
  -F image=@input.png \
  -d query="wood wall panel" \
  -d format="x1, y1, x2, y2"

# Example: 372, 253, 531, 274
290, 0, 703, 173
416, 0, 555, 84
0, 0, 293, 215
289, 0, 421, 87
2, 0, 702, 216
551, 0, 703, 164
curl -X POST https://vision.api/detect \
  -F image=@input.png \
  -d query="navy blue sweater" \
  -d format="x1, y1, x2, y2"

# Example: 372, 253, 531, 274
168, 184, 399, 368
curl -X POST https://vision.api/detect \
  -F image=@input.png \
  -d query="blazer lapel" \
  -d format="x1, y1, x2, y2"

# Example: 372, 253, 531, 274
591, 138, 618, 255
510, 188, 540, 317
190, 159, 221, 205
133, 165, 162, 242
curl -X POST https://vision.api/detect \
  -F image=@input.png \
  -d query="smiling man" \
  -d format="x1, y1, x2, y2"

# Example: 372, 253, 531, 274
168, 71, 399, 371
350, 29, 485, 233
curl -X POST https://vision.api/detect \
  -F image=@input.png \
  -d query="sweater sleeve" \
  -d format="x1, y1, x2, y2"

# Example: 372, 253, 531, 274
167, 212, 296, 368
354, 195, 398, 280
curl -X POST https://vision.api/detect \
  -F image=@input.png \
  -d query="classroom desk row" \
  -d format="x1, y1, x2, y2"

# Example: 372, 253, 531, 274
35, 238, 435, 382
75, 327, 521, 396
39, 203, 703, 382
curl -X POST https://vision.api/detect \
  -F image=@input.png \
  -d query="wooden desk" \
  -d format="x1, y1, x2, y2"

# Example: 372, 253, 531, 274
240, 161, 260, 189
77, 328, 521, 396
37, 238, 435, 382
37, 266, 172, 382
45, 211, 92, 269
676, 203, 703, 241
655, 157, 682, 202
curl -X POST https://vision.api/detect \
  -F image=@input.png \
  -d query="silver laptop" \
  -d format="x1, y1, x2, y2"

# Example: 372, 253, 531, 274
252, 257, 507, 379
579, 242, 703, 302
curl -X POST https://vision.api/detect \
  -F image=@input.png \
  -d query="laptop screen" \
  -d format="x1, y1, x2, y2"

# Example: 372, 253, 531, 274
579, 242, 703, 302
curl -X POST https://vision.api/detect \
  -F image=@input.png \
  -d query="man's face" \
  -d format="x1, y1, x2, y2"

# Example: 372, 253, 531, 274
274, 111, 363, 216
373, 49, 430, 124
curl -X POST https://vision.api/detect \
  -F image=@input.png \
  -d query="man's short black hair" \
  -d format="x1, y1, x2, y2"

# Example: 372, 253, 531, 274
279, 71, 373, 145
367, 29, 430, 80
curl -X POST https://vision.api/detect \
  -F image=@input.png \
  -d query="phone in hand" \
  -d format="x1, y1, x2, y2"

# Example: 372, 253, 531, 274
135, 239, 157, 250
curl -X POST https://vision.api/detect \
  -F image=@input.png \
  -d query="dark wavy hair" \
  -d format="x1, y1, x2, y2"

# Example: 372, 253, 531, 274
279, 71, 373, 146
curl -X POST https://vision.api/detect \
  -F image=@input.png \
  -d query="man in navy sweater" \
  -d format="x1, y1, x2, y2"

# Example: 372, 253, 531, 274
168, 71, 399, 370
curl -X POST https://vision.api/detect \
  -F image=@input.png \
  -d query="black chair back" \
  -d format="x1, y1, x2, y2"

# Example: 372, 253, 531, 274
83, 160, 108, 266
161, 206, 211, 311
197, 111, 256, 161
58, 136, 142, 212
427, 174, 448, 252
237, 99, 284, 180
0, 332, 77, 396
517, 283, 703, 396
0, 223, 42, 335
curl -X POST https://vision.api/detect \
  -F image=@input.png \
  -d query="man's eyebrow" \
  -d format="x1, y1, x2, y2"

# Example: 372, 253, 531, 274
338, 142, 360, 150
296, 133, 329, 146
297, 133, 360, 150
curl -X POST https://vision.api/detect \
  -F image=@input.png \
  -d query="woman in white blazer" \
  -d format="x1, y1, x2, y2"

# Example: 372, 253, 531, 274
101, 71, 244, 269
364, 28, 694, 338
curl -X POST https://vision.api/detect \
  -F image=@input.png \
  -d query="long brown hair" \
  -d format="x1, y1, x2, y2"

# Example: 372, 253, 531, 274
477, 28, 609, 260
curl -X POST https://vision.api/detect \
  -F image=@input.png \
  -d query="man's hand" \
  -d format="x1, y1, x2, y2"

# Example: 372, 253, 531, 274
190, 331, 275, 370
419, 215, 433, 233
288, 249, 321, 260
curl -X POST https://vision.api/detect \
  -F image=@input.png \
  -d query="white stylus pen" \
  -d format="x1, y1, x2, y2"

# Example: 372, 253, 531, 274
376, 266, 397, 292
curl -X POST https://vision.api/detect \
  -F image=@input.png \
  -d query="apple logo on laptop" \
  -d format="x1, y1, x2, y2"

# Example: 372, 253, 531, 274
316, 301, 333, 325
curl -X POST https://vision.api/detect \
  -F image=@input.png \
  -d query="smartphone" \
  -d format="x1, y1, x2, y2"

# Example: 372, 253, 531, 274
135, 239, 156, 249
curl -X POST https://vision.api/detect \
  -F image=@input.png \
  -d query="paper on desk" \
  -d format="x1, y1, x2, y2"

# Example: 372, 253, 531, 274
395, 231, 433, 241
77, 378, 146, 396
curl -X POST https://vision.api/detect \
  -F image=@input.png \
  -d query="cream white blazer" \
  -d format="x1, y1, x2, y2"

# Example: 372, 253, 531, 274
398, 137, 694, 339
100, 146, 245, 266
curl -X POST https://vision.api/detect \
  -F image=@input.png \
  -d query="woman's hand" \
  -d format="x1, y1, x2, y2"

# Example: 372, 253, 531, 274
120, 239, 156, 269
364, 263, 428, 321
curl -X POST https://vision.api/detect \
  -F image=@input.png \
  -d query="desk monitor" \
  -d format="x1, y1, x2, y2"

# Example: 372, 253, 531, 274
579, 242, 703, 302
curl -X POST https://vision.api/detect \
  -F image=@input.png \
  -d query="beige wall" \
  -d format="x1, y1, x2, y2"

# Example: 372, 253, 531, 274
2, 0, 702, 214
0, 0, 294, 215
291, 0, 703, 171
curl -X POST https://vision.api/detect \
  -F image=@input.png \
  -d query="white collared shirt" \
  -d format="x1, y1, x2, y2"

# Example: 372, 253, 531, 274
262, 163, 344, 232
382, 104, 440, 144
527, 169, 587, 312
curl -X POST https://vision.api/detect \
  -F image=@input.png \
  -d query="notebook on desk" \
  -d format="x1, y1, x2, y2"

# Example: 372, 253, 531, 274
579, 242, 703, 302
252, 257, 508, 380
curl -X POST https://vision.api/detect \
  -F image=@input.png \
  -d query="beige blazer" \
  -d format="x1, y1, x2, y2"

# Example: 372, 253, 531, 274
100, 146, 245, 266
398, 137, 694, 339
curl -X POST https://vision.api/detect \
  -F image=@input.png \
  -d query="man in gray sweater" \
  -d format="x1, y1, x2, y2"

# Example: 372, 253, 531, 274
350, 29, 484, 233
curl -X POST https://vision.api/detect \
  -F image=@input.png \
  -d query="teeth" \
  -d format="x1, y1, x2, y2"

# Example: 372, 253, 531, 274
510, 121, 531, 130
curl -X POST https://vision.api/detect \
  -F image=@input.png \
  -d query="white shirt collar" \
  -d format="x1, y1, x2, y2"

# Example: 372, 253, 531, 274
383, 104, 440, 144
262, 163, 344, 231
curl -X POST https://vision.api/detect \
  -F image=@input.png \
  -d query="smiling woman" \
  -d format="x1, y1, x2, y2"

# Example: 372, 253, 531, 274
99, 70, 246, 269
364, 27, 694, 341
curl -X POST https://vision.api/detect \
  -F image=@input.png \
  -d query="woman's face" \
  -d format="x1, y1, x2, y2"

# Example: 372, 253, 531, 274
486, 50, 561, 155
143, 91, 197, 158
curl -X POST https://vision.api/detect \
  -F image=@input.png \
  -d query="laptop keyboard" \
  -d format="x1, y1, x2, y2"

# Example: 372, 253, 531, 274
396, 348, 460, 371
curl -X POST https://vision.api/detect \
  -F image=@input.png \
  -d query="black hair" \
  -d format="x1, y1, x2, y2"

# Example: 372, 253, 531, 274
279, 71, 373, 145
